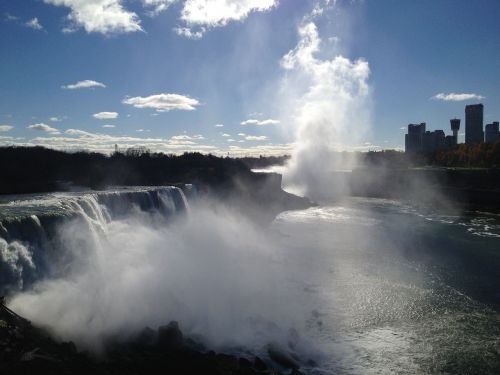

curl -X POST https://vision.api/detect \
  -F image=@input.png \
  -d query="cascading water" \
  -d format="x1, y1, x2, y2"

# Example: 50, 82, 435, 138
0, 186, 189, 295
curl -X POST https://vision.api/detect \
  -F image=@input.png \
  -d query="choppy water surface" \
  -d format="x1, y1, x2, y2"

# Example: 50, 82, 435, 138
272, 198, 500, 374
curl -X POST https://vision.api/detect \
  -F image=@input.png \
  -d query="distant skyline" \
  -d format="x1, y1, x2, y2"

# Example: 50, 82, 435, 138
1, 0, 499, 155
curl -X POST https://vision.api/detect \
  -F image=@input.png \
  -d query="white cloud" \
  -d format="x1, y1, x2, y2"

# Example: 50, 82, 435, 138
173, 26, 204, 39
5, 13, 19, 22
245, 135, 267, 141
240, 119, 258, 125
171, 134, 205, 141
169, 139, 196, 145
43, 0, 277, 37
238, 133, 246, 136
0, 125, 14, 132
214, 123, 224, 127
221, 133, 230, 137
225, 143, 293, 156
431, 92, 485, 101
227, 139, 235, 142
49, 116, 63, 122
25, 17, 44, 30
93, 111, 118, 120
44, 0, 142, 34
62, 80, 106, 90
240, 118, 280, 126
28, 123, 60, 134
257, 119, 280, 125
102, 124, 116, 128
123, 93, 200, 112
64, 129, 95, 137
180, 0, 277, 28
310, 4, 324, 18
171, 135, 192, 140
143, 0, 176, 15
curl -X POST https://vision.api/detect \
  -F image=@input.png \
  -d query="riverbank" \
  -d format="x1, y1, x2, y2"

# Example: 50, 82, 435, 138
349, 167, 500, 213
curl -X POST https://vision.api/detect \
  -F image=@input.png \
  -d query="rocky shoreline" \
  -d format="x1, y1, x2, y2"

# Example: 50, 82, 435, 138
0, 301, 306, 375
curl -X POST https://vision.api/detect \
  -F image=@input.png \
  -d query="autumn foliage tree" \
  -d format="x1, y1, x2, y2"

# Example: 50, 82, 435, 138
433, 141, 500, 168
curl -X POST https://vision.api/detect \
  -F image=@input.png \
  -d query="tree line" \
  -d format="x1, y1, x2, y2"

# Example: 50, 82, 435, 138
0, 146, 253, 194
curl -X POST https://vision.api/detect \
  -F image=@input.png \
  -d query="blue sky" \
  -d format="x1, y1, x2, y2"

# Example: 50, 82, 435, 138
0, 0, 499, 155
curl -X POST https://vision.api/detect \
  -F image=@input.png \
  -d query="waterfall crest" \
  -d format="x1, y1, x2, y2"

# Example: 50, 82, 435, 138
0, 186, 189, 294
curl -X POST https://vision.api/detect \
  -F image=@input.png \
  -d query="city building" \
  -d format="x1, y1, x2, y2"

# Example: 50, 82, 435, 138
404, 103, 498, 153
485, 122, 500, 143
465, 104, 484, 144
422, 130, 446, 153
405, 123, 426, 152
450, 118, 460, 145
405, 120, 457, 153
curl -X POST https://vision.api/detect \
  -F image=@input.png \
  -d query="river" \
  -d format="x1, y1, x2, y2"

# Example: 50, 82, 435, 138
1, 188, 499, 374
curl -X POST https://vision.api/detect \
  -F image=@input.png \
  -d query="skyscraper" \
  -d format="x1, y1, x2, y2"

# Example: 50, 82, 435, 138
450, 118, 460, 145
465, 104, 484, 144
485, 122, 500, 143
405, 123, 426, 152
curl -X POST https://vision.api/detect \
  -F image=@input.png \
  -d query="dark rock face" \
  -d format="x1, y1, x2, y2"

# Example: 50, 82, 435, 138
267, 344, 300, 370
0, 301, 283, 375
254, 356, 268, 371
158, 321, 183, 349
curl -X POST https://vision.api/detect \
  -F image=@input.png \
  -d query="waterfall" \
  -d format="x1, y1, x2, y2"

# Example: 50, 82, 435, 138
0, 186, 189, 295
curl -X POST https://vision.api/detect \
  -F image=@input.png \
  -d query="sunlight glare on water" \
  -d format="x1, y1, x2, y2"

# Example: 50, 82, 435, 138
272, 199, 500, 374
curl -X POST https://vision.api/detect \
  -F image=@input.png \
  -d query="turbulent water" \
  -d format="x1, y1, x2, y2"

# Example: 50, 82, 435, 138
1, 188, 499, 374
